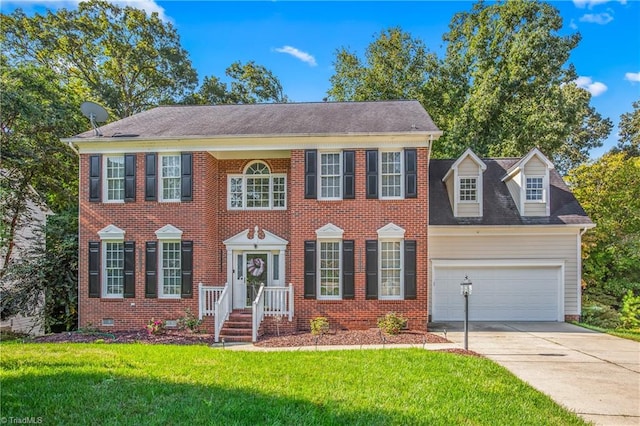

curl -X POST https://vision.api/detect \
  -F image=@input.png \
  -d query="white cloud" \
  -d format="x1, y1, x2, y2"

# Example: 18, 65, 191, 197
573, 0, 626, 9
274, 46, 317, 67
625, 72, 640, 82
574, 76, 608, 96
579, 12, 614, 24
569, 19, 578, 30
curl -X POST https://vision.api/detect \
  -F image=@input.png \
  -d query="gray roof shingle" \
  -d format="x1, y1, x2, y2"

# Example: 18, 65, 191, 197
72, 100, 440, 139
429, 158, 593, 226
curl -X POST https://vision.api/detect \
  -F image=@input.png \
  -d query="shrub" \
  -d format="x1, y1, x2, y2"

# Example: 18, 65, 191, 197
619, 290, 640, 330
177, 308, 202, 333
581, 301, 620, 329
377, 312, 407, 335
145, 318, 165, 335
310, 317, 329, 336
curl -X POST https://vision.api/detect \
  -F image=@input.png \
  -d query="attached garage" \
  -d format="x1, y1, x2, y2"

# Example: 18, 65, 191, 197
431, 263, 564, 321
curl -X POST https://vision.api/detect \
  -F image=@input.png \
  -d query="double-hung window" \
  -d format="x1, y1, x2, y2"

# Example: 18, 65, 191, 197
160, 241, 182, 298
380, 240, 402, 299
319, 241, 341, 299
364, 223, 416, 301
228, 161, 286, 210
104, 156, 125, 202
104, 241, 124, 297
160, 154, 181, 201
319, 153, 342, 199
526, 176, 544, 201
459, 177, 478, 202
380, 151, 403, 198
91, 224, 134, 299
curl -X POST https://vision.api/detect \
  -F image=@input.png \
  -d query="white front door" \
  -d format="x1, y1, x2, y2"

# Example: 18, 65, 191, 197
233, 252, 270, 309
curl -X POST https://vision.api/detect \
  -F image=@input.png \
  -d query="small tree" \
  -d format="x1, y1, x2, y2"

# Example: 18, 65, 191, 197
619, 290, 640, 330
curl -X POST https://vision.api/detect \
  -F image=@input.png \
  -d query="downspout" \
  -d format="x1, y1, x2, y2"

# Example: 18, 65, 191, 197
426, 133, 433, 325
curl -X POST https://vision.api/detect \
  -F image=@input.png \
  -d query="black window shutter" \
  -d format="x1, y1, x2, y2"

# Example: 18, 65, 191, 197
405, 149, 417, 198
88, 241, 100, 298
145, 153, 157, 201
123, 241, 135, 298
366, 150, 378, 199
342, 240, 355, 299
124, 154, 136, 202
304, 241, 316, 299
304, 150, 317, 199
145, 241, 157, 298
343, 151, 355, 199
404, 240, 417, 300
365, 240, 378, 299
89, 155, 101, 202
181, 241, 193, 298
181, 153, 193, 202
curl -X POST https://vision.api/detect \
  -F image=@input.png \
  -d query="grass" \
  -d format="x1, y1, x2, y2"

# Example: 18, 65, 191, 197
575, 322, 640, 342
0, 343, 586, 425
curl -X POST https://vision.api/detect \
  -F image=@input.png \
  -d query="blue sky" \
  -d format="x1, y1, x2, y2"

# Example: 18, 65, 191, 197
3, 1, 639, 158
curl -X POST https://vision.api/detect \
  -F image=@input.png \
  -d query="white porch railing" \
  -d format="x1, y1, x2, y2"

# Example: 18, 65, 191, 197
252, 283, 294, 342
214, 284, 231, 343
198, 283, 225, 320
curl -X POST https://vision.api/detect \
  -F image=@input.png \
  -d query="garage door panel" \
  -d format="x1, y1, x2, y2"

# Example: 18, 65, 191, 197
432, 266, 560, 321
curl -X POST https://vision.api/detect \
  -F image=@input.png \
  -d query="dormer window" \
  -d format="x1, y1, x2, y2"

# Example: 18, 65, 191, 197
459, 177, 478, 202
442, 148, 486, 217
526, 177, 544, 201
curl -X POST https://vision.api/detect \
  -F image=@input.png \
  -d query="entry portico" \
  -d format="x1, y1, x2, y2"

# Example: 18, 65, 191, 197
224, 226, 288, 309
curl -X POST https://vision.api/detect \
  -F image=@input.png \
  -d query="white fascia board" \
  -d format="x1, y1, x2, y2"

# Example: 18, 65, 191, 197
63, 131, 442, 154
428, 224, 593, 237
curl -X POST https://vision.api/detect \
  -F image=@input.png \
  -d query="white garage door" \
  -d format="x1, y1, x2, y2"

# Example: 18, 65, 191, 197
432, 266, 561, 321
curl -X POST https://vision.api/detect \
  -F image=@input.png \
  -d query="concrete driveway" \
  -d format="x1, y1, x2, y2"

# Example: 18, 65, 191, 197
430, 322, 640, 426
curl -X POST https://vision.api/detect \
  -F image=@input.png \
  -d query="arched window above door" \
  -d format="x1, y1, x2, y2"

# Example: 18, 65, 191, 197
228, 161, 287, 210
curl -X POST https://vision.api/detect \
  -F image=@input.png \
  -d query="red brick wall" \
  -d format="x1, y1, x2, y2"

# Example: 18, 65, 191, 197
288, 148, 430, 331
78, 147, 429, 332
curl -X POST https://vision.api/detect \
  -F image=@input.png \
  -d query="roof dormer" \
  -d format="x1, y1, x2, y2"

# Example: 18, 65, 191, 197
501, 148, 554, 217
442, 148, 487, 217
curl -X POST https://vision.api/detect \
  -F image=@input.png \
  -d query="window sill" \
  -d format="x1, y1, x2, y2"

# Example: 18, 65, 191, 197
100, 297, 124, 302
158, 297, 181, 302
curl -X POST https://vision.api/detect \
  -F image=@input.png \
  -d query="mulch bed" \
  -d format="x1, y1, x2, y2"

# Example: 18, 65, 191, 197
31, 328, 481, 357
255, 328, 449, 347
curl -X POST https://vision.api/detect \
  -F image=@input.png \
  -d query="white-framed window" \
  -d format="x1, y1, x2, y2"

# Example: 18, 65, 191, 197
380, 240, 402, 299
459, 177, 478, 202
98, 224, 126, 298
380, 151, 403, 199
160, 154, 181, 201
227, 161, 287, 210
103, 241, 124, 297
377, 223, 405, 300
319, 241, 341, 299
526, 176, 544, 201
159, 241, 181, 298
319, 152, 342, 199
104, 155, 125, 202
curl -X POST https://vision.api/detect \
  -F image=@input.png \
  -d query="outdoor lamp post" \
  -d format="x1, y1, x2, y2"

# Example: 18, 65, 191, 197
460, 275, 472, 350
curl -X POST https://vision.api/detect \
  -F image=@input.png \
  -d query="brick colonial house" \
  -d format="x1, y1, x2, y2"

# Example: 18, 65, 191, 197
64, 101, 593, 341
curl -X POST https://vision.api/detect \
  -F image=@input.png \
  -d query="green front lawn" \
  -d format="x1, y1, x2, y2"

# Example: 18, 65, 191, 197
1, 343, 585, 425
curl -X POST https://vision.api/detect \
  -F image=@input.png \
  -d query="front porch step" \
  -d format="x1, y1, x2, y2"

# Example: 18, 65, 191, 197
219, 309, 253, 343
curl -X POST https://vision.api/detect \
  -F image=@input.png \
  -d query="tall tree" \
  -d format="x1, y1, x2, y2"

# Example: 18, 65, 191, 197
0, 58, 84, 330
328, 27, 434, 103
567, 153, 640, 308
425, 0, 611, 170
615, 99, 640, 156
185, 61, 288, 105
327, 2, 612, 171
1, 0, 198, 118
